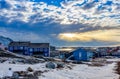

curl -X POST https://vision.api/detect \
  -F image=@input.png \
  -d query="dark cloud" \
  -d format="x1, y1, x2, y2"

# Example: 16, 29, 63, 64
82, 2, 96, 9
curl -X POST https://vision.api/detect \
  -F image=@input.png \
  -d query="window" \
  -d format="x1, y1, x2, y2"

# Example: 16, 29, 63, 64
37, 48, 40, 51
9, 46, 13, 50
24, 47, 28, 50
29, 48, 33, 52
44, 48, 48, 52
40, 48, 43, 51
20, 46, 24, 50
34, 48, 38, 52
14, 46, 18, 50
44, 53, 48, 56
79, 52, 81, 58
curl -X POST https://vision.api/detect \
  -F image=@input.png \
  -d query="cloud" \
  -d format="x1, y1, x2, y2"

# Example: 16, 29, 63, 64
0, 28, 50, 42
0, 0, 119, 27
58, 29, 120, 42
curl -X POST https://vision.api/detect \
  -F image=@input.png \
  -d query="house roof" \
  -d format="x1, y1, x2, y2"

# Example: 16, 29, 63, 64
9, 41, 49, 48
9, 41, 30, 46
30, 43, 49, 48
72, 48, 93, 53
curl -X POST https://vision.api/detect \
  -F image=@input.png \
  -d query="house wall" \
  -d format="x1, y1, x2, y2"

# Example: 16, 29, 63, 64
72, 48, 93, 61
87, 52, 93, 61
73, 49, 88, 61
8, 46, 50, 57
43, 48, 49, 57
112, 50, 120, 56
9, 46, 29, 55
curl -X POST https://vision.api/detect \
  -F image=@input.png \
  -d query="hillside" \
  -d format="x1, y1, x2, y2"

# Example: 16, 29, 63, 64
0, 36, 13, 46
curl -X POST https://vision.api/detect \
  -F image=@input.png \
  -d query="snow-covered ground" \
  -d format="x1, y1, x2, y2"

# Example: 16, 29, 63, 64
0, 63, 47, 78
40, 63, 118, 79
0, 58, 119, 79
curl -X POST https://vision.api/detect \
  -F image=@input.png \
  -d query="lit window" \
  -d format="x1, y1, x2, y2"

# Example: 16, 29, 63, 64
79, 52, 81, 57
29, 48, 33, 52
20, 47, 23, 50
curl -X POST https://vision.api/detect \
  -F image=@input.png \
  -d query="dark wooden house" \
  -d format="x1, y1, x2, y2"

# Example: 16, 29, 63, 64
8, 41, 50, 57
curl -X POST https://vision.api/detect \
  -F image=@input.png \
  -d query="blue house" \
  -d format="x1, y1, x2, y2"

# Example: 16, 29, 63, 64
8, 41, 50, 57
67, 48, 93, 61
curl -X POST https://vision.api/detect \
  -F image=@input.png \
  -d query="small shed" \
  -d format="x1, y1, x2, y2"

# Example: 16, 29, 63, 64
67, 48, 93, 61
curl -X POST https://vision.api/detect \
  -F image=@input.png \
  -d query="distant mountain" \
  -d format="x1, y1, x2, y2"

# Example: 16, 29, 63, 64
0, 36, 13, 46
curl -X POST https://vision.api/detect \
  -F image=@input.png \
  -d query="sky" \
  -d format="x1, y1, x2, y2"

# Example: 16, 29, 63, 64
0, 0, 120, 47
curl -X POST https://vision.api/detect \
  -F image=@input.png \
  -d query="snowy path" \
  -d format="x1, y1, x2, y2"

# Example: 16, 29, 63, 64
39, 63, 119, 79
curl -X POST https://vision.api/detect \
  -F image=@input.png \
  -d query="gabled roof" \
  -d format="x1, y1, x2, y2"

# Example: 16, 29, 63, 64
72, 48, 93, 53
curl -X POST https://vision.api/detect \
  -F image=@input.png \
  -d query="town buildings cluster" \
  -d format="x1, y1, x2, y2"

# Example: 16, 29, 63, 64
0, 41, 120, 61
